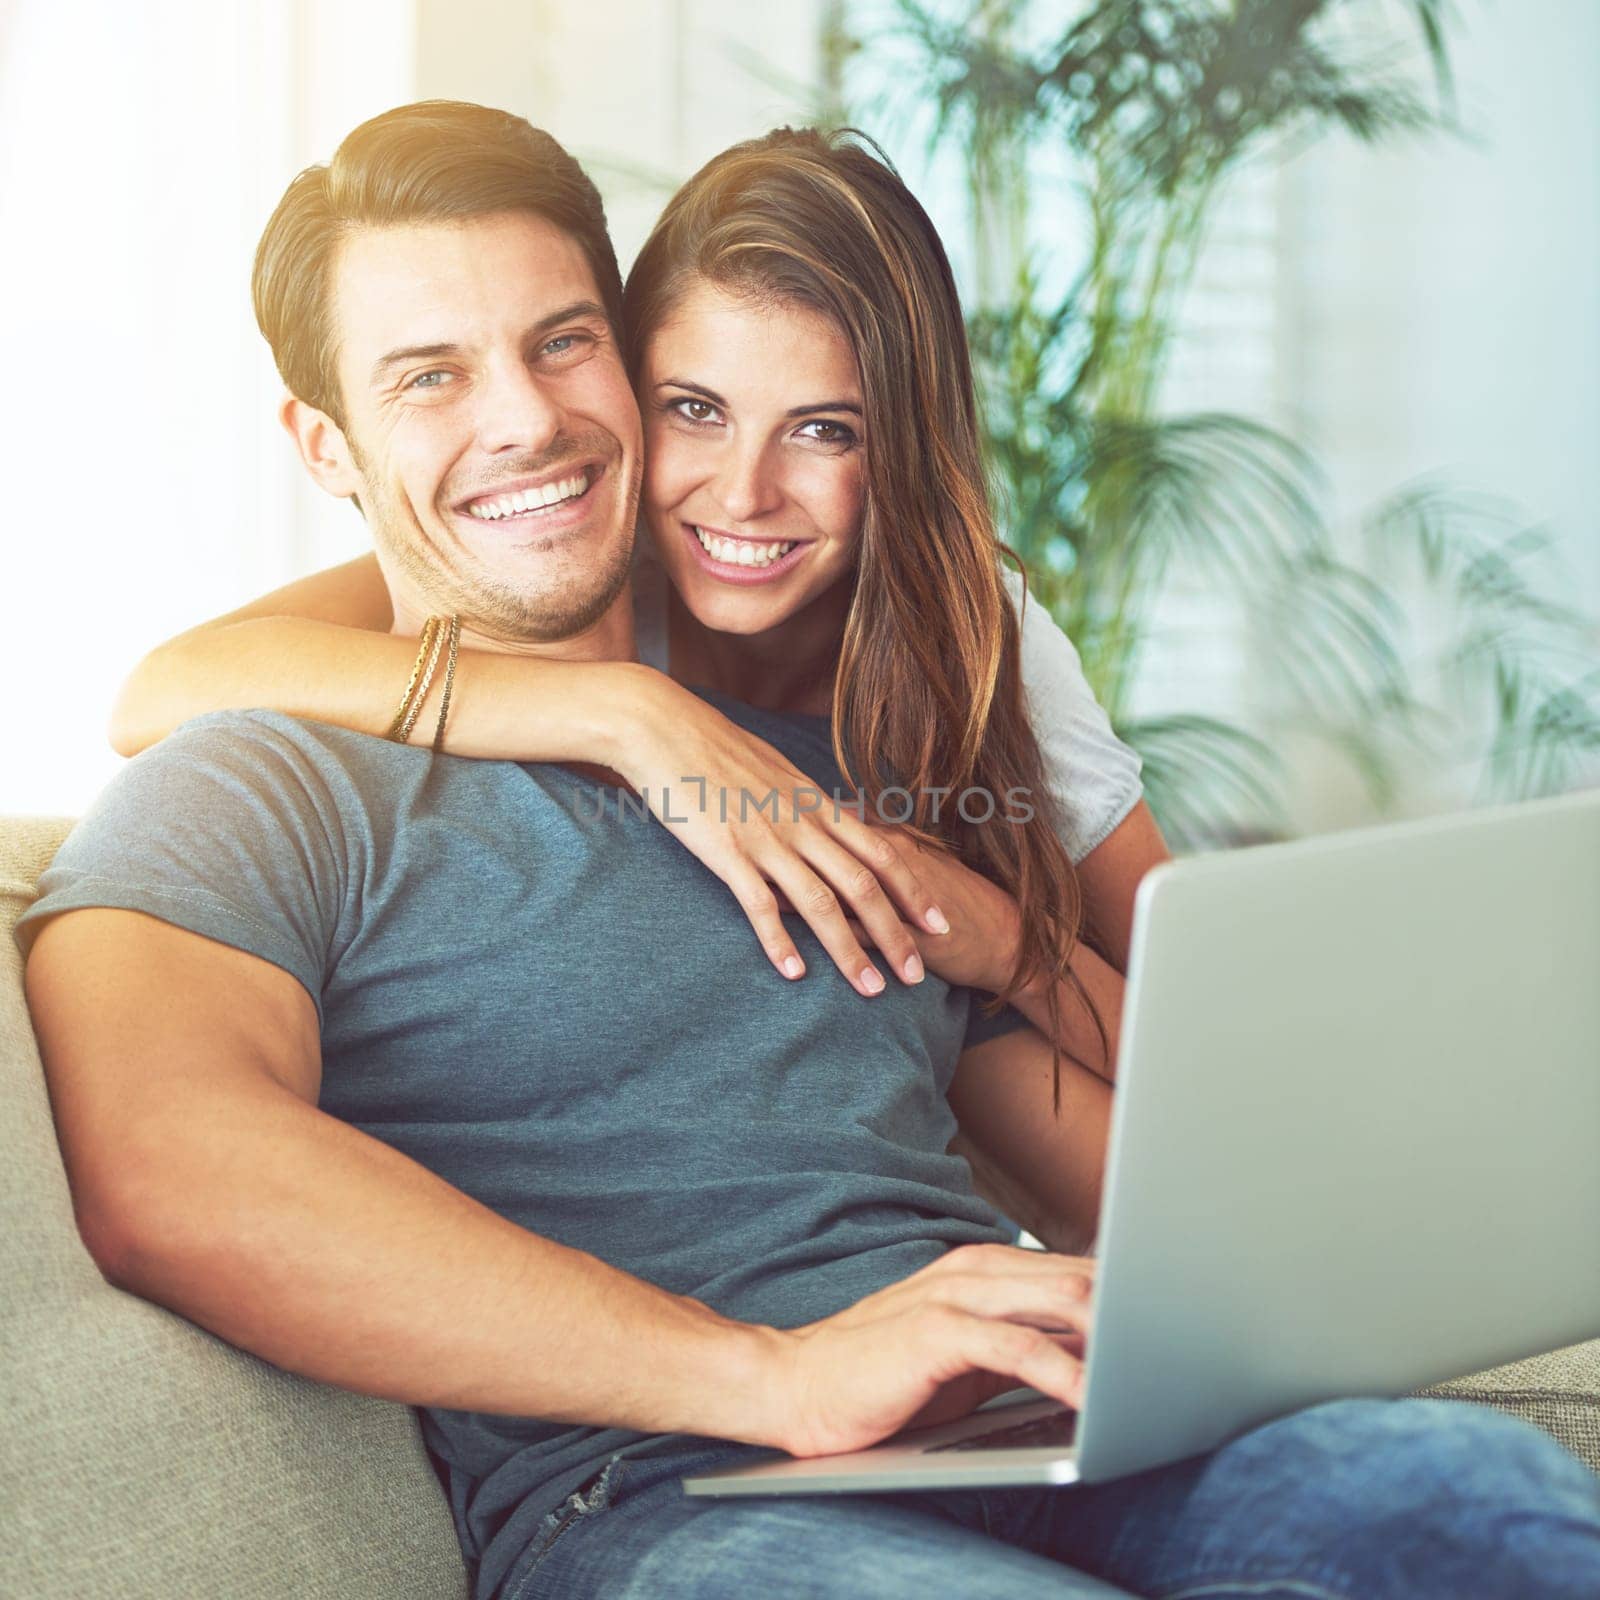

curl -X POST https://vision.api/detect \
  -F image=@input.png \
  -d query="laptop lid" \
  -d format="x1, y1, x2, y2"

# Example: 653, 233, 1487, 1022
1075, 786, 1600, 1482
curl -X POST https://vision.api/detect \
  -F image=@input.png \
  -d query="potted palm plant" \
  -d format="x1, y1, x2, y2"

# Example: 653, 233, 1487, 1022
834, 0, 1600, 848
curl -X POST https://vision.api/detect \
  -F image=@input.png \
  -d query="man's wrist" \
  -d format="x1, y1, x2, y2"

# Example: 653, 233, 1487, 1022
688, 1315, 796, 1452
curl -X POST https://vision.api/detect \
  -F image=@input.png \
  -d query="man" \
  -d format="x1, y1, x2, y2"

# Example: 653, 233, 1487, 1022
19, 102, 1600, 1600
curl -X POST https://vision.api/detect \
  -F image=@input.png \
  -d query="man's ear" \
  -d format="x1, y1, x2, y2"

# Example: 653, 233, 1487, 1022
280, 394, 363, 500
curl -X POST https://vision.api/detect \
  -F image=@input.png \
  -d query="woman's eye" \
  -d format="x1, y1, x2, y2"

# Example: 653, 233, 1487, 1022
799, 419, 858, 447
671, 398, 721, 424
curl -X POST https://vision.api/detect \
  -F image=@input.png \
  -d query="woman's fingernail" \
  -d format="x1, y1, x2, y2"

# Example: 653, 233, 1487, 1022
861, 967, 885, 994
926, 906, 950, 934
783, 956, 804, 978
904, 953, 925, 984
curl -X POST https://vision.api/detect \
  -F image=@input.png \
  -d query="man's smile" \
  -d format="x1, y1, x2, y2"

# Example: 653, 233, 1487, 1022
448, 463, 607, 540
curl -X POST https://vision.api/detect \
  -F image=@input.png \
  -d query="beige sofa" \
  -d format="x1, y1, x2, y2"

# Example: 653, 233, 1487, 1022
3, 813, 1596, 1598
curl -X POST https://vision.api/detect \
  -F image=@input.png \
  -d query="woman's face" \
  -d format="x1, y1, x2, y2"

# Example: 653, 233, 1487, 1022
638, 277, 867, 638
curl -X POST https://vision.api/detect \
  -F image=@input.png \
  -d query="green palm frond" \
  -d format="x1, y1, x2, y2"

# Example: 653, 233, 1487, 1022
1361, 482, 1600, 800
1251, 547, 1413, 722
1117, 711, 1286, 849
1477, 671, 1600, 803
885, 0, 1456, 195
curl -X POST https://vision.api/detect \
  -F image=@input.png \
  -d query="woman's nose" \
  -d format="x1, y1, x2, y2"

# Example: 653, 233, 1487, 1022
713, 441, 784, 524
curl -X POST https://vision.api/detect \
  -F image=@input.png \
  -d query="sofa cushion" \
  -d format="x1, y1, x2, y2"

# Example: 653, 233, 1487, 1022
2, 815, 467, 1600
1415, 1342, 1600, 1472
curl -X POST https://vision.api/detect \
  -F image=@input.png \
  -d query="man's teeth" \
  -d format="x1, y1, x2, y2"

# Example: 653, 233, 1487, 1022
694, 527, 796, 568
466, 471, 590, 520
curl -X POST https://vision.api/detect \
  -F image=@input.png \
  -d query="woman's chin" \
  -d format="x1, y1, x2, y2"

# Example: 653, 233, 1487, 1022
680, 578, 797, 637
658, 542, 814, 635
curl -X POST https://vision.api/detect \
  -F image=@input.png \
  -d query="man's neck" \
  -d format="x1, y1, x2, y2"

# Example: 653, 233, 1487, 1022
387, 582, 642, 794
387, 587, 640, 667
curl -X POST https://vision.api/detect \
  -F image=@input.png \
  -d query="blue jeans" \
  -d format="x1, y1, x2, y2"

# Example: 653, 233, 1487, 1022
496, 1398, 1600, 1600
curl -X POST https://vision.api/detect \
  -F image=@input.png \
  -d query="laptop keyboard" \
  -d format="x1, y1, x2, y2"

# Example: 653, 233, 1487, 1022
925, 1407, 1079, 1453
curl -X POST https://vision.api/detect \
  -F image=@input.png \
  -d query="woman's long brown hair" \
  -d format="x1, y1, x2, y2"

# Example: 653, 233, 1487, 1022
624, 127, 1110, 1111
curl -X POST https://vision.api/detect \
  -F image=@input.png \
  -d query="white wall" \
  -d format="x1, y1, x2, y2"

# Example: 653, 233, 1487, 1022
0, 0, 413, 814
414, 0, 826, 273
1130, 0, 1600, 833
1269, 0, 1600, 829
1279, 1, 1600, 583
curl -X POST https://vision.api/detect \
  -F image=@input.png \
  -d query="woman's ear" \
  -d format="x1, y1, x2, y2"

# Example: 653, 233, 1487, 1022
280, 394, 363, 500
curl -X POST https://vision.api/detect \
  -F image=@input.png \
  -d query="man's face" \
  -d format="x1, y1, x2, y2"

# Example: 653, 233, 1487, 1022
325, 211, 643, 645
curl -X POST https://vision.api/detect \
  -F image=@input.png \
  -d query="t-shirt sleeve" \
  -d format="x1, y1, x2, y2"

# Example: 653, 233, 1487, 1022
13, 712, 346, 1022
962, 991, 1032, 1052
1003, 563, 1144, 864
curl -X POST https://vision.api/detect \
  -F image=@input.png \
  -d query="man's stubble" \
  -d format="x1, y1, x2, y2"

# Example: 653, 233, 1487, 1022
349, 430, 641, 646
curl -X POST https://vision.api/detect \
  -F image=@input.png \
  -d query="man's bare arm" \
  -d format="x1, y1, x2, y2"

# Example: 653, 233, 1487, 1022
29, 908, 1103, 1452
25, 908, 787, 1443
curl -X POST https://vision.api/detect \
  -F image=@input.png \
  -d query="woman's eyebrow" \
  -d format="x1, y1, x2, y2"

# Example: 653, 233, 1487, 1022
783, 399, 862, 418
655, 377, 727, 405
655, 376, 862, 419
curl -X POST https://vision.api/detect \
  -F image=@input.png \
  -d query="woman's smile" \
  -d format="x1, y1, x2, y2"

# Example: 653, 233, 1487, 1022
681, 519, 813, 585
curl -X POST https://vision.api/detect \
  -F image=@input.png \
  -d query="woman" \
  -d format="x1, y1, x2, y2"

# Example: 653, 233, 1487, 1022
113, 128, 1167, 1184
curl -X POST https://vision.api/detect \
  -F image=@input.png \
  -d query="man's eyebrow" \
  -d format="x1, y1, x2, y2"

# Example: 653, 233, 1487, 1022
368, 303, 611, 385
530, 300, 610, 338
656, 377, 863, 419
370, 343, 458, 384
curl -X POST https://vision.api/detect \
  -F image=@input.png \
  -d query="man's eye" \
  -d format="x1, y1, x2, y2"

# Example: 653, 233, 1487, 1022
543, 333, 593, 358
407, 370, 452, 390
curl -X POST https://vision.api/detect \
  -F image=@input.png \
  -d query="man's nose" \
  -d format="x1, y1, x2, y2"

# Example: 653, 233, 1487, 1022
712, 439, 785, 524
474, 360, 564, 456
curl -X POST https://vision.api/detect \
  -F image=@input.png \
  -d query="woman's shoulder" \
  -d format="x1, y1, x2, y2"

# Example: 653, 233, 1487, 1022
997, 560, 1145, 862
998, 561, 1093, 692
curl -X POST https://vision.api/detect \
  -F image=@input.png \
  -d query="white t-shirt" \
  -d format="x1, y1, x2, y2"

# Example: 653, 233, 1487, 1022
628, 539, 1143, 864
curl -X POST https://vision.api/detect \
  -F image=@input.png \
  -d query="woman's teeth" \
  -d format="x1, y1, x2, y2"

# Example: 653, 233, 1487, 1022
694, 526, 796, 568
467, 471, 590, 520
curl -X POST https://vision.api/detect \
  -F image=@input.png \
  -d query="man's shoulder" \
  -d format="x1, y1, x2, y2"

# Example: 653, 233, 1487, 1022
72, 710, 407, 864
157, 707, 385, 764
139, 709, 422, 800
18, 711, 374, 978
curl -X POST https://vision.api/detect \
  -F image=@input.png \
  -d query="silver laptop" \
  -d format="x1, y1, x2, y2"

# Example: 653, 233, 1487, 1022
686, 785, 1600, 1495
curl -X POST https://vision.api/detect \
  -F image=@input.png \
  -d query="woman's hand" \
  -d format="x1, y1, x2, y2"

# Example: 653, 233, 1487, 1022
614, 670, 948, 997
844, 828, 1023, 994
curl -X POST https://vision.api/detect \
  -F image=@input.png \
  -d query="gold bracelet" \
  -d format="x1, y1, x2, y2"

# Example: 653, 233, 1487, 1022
386, 618, 442, 742
396, 620, 449, 744
431, 615, 461, 753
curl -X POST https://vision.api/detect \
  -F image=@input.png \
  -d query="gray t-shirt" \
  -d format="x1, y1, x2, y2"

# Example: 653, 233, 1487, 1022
17, 690, 1032, 1600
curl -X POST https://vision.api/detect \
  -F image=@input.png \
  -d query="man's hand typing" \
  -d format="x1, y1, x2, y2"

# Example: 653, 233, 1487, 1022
761, 1243, 1093, 1458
